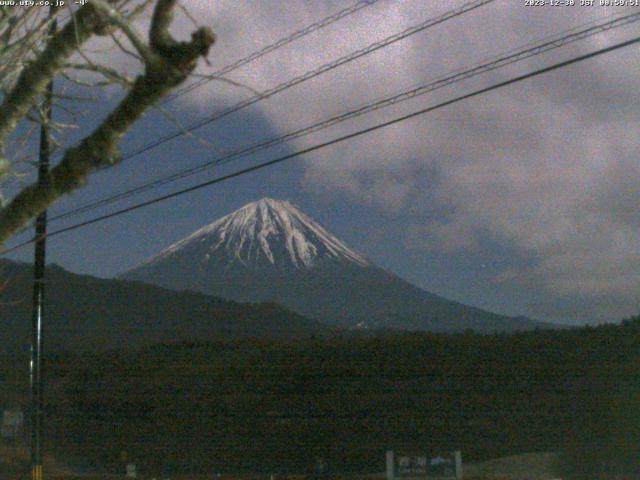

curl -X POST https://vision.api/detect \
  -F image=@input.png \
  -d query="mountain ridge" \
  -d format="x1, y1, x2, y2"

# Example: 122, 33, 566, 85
0, 259, 332, 355
139, 198, 368, 272
123, 198, 556, 333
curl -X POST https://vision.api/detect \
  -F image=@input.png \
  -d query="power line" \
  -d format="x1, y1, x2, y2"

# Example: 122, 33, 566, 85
35, 0, 379, 166
49, 11, 640, 222
3, 33, 638, 256
51, 0, 378, 101
161, 0, 382, 105
118, 0, 496, 161
7, 1, 380, 229
11, 0, 494, 235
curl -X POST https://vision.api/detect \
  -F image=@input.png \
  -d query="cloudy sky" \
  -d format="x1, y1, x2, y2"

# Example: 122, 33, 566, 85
5, 0, 640, 325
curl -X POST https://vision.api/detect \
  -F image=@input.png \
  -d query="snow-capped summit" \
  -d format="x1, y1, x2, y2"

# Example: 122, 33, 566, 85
123, 198, 551, 333
142, 198, 368, 270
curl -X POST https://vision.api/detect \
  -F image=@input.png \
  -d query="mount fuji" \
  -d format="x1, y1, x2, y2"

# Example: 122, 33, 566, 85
122, 198, 551, 333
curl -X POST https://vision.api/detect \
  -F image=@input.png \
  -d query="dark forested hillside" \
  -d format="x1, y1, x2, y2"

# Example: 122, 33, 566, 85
0, 259, 332, 356
3, 317, 635, 478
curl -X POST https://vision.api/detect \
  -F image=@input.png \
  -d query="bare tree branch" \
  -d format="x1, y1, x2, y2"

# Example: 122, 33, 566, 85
0, 4, 113, 149
0, 0, 215, 244
89, 0, 155, 64
64, 62, 134, 86
110, 30, 143, 62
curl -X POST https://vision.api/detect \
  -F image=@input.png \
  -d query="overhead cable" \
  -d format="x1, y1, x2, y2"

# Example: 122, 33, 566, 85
4, 33, 639, 255
162, 0, 382, 105
49, 10, 640, 222
119, 0, 496, 161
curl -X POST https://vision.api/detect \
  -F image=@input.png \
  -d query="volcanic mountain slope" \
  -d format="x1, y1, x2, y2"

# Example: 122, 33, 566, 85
0, 259, 330, 355
123, 198, 553, 333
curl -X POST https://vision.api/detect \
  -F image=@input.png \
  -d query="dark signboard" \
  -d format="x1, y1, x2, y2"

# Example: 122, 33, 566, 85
397, 455, 428, 476
392, 451, 461, 479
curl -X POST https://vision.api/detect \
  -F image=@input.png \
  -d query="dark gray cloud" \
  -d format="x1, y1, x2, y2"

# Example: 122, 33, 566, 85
164, 0, 640, 323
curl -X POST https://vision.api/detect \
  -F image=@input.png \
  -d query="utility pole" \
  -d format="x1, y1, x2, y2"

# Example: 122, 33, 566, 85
30, 6, 56, 480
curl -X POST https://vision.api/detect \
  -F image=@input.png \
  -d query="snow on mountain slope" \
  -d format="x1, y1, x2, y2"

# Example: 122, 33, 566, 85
142, 198, 369, 270
123, 198, 556, 333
